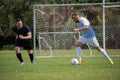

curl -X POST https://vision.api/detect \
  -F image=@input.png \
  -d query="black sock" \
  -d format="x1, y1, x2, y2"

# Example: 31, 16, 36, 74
16, 53, 23, 62
29, 53, 33, 62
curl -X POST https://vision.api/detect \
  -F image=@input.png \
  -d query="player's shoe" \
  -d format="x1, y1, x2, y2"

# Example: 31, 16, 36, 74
20, 62, 24, 65
31, 61, 36, 65
109, 61, 114, 65
78, 59, 83, 65
108, 58, 114, 65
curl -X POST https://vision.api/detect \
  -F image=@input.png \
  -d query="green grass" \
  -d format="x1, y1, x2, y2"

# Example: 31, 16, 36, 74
0, 50, 120, 80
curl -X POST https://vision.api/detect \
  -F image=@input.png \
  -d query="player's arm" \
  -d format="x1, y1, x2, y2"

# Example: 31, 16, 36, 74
16, 34, 18, 39
74, 17, 89, 32
19, 32, 32, 39
74, 25, 88, 32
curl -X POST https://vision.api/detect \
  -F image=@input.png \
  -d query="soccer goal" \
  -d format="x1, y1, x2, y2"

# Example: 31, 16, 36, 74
33, 3, 120, 58
36, 32, 92, 58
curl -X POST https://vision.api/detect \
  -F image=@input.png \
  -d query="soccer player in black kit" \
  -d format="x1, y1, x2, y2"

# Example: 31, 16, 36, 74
12, 18, 35, 65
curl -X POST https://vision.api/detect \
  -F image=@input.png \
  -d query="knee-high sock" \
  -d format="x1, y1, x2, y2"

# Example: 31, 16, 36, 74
29, 53, 34, 62
100, 49, 112, 61
75, 47, 82, 59
16, 53, 23, 62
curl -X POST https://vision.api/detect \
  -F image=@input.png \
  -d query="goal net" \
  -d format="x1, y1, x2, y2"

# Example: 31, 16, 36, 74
37, 32, 81, 58
33, 3, 120, 58
105, 4, 120, 49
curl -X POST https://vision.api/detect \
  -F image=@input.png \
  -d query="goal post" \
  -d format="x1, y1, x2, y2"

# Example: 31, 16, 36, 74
33, 3, 120, 58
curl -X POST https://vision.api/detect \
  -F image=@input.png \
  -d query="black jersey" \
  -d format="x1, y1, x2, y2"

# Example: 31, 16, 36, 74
12, 25, 31, 38
12, 25, 32, 49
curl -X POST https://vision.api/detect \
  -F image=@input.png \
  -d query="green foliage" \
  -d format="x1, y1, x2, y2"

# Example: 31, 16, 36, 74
0, 0, 119, 49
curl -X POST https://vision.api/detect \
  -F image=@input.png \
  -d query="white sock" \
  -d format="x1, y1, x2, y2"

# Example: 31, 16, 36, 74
100, 49, 111, 60
75, 47, 82, 58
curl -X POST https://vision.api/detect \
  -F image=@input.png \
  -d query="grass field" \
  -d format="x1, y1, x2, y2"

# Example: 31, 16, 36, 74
0, 50, 120, 80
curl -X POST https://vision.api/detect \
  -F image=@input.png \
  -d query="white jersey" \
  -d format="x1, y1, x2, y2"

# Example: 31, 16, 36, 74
76, 17, 99, 47
76, 17, 95, 39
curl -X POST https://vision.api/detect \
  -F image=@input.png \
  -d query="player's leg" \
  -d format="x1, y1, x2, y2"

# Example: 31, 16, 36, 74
89, 37, 113, 65
96, 47, 113, 65
75, 36, 85, 64
23, 40, 35, 64
75, 42, 82, 57
15, 39, 24, 65
27, 50, 35, 64
15, 46, 24, 65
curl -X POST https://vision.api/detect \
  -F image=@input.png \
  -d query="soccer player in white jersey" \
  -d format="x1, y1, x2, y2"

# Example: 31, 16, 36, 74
71, 13, 113, 65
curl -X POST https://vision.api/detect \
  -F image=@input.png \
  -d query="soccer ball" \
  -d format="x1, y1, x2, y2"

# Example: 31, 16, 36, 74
71, 58, 78, 65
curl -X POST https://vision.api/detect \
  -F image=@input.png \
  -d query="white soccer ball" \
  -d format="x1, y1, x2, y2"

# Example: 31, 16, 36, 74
71, 58, 78, 65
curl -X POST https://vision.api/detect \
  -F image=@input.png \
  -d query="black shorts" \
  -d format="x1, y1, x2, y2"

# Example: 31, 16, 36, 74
15, 38, 33, 50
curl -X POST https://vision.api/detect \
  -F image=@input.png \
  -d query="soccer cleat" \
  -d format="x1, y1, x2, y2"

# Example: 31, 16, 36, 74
78, 59, 83, 65
109, 61, 114, 65
108, 58, 114, 65
20, 62, 24, 65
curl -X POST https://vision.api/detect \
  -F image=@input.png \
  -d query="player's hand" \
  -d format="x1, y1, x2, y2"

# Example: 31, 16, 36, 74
74, 28, 80, 32
19, 35, 25, 39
